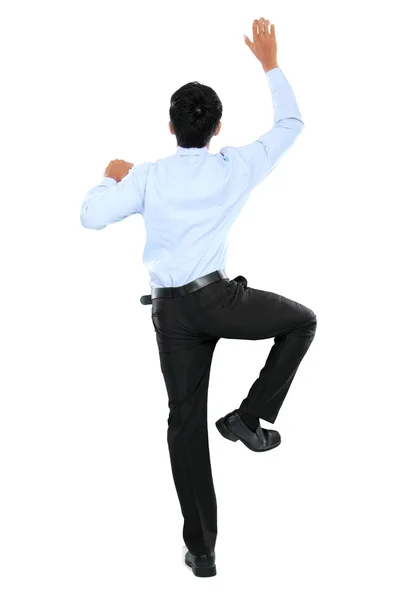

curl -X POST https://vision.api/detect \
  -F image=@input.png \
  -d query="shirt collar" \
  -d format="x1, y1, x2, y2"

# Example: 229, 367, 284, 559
176, 146, 209, 156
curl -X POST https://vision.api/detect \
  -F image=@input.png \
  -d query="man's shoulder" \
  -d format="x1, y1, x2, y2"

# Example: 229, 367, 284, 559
137, 154, 175, 170
218, 145, 249, 159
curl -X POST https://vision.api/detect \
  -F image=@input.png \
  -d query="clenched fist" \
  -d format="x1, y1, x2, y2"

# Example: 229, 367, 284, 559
104, 159, 134, 183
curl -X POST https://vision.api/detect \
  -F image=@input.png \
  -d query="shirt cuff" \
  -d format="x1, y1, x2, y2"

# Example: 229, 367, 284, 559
265, 66, 286, 86
100, 177, 118, 186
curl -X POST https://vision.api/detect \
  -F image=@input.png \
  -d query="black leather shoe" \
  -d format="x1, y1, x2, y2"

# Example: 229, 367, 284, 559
184, 549, 216, 577
216, 409, 281, 452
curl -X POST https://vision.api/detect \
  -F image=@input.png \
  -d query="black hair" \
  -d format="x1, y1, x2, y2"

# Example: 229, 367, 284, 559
169, 81, 222, 148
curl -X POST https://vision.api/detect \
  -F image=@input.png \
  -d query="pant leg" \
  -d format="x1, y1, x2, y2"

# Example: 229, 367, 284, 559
240, 312, 317, 423
191, 276, 317, 424
151, 308, 219, 555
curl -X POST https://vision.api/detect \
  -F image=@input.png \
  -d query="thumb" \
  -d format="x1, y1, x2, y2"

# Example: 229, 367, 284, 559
243, 34, 252, 50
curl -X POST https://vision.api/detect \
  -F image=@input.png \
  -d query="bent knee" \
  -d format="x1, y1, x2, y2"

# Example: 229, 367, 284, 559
305, 310, 317, 334
307, 310, 317, 323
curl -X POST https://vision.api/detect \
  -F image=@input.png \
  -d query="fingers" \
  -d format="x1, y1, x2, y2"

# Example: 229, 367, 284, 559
256, 18, 273, 36
270, 23, 276, 38
111, 159, 132, 166
252, 19, 258, 40
259, 18, 269, 34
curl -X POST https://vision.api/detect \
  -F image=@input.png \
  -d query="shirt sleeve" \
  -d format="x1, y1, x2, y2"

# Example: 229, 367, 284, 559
80, 161, 150, 229
219, 67, 304, 190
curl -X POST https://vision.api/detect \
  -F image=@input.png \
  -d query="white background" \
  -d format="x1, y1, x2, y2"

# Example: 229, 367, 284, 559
1, 0, 399, 597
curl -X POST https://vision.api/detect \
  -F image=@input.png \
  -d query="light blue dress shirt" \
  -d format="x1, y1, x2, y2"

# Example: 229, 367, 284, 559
80, 67, 304, 288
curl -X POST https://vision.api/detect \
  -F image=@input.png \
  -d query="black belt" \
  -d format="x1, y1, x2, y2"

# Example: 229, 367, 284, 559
140, 270, 229, 305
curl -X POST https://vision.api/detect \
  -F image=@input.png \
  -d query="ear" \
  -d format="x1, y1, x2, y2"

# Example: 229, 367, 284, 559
169, 121, 174, 135
214, 122, 222, 136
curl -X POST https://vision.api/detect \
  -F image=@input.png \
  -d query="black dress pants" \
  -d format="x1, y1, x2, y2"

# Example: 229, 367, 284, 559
151, 273, 317, 556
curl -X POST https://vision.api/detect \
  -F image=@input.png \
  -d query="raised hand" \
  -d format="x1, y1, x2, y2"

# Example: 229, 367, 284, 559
244, 18, 278, 73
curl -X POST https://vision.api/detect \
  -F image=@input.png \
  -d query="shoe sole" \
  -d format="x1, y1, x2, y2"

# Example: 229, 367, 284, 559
185, 559, 217, 577
215, 417, 281, 453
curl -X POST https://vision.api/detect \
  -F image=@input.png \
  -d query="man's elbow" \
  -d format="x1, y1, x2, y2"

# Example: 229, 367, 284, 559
281, 117, 304, 135
80, 209, 106, 230
276, 118, 304, 148
80, 198, 107, 230
296, 118, 305, 133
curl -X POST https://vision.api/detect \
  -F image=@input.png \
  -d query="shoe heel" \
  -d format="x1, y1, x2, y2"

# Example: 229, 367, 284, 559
186, 561, 217, 577
216, 418, 239, 442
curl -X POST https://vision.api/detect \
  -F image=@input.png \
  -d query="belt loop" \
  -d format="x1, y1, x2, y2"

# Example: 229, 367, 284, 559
233, 275, 248, 288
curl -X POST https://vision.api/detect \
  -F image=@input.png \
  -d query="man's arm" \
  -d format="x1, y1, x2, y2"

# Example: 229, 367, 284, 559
220, 18, 304, 190
233, 66, 304, 189
80, 162, 150, 230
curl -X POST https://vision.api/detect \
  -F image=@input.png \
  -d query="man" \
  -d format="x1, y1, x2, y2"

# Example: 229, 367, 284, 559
80, 17, 317, 578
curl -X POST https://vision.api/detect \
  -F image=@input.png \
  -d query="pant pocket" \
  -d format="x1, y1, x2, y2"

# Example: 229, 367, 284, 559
194, 280, 232, 312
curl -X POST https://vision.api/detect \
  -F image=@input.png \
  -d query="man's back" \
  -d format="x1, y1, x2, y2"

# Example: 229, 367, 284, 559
80, 67, 304, 288
141, 145, 252, 287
